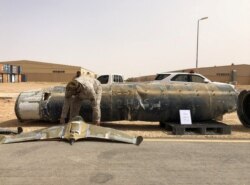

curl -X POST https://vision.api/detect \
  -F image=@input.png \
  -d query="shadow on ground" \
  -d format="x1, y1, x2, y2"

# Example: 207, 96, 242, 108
102, 122, 164, 132
0, 119, 58, 128
231, 124, 250, 132
1, 120, 249, 135
0, 119, 164, 132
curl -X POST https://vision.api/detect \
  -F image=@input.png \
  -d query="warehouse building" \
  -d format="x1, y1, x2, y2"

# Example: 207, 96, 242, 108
176, 64, 250, 85
0, 60, 96, 82
127, 64, 250, 85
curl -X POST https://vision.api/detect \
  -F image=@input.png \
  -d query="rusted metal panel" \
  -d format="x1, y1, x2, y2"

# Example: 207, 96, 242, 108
18, 74, 22, 82
2, 74, 9, 83
15, 82, 237, 123
0, 64, 3, 73
0, 74, 3, 83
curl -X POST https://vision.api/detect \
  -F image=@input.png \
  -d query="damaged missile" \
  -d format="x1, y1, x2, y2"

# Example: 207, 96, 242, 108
15, 82, 237, 123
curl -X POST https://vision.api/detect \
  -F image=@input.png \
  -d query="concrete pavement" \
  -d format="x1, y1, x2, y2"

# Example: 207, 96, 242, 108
0, 140, 250, 185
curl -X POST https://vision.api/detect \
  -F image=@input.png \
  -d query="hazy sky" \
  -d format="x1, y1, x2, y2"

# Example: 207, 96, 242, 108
0, 0, 249, 78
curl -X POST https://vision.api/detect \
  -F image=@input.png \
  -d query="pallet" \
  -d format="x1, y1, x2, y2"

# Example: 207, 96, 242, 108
163, 121, 231, 135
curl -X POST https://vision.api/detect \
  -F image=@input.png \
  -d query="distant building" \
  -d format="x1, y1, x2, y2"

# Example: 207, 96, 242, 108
0, 60, 96, 82
127, 64, 250, 85
175, 64, 250, 85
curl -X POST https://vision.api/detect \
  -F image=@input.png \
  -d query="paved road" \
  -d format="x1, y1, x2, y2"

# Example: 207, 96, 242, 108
0, 140, 250, 185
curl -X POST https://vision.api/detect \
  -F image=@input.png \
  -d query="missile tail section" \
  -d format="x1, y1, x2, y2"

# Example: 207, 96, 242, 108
237, 90, 250, 128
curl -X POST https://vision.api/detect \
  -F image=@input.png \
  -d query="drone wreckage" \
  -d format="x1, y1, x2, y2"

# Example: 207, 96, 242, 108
0, 116, 143, 145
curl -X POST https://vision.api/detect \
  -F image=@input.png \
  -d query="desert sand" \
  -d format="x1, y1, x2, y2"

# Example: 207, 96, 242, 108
0, 82, 250, 139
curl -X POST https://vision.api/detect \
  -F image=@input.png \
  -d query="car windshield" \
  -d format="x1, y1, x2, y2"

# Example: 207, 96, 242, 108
97, 75, 109, 84
155, 74, 170, 80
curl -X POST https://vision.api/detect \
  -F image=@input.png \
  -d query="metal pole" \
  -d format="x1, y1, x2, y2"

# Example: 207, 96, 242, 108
196, 20, 199, 69
195, 17, 208, 69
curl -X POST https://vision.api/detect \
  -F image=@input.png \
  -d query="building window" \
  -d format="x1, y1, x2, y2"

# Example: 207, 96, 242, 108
52, 70, 65, 73
216, 73, 230, 76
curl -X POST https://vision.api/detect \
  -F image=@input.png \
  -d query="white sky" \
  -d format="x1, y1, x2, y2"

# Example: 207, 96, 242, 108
0, 0, 249, 78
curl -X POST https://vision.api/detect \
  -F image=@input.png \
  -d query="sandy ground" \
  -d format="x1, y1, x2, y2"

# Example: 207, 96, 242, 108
0, 82, 250, 139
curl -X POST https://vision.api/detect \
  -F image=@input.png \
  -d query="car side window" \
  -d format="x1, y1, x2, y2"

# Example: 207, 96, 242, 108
155, 74, 171, 80
118, 76, 123, 82
97, 75, 109, 84
171, 74, 206, 83
191, 75, 205, 83
171, 74, 188, 82
113, 75, 123, 83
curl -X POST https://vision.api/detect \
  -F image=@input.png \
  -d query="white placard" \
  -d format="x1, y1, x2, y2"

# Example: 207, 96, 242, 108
179, 110, 192, 125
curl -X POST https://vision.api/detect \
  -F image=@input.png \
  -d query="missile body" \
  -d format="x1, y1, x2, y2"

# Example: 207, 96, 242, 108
15, 82, 237, 123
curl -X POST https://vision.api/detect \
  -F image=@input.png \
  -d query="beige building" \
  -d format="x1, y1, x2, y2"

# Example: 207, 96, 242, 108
176, 64, 250, 85
0, 60, 96, 82
127, 64, 250, 85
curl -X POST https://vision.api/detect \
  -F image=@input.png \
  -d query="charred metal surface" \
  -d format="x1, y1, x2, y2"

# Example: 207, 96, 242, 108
0, 116, 143, 145
15, 82, 237, 123
237, 90, 250, 128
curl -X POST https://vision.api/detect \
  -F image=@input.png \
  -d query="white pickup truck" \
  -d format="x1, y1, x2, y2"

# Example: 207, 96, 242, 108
97, 74, 124, 85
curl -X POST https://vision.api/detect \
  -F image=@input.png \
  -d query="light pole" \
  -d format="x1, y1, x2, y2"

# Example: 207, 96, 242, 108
196, 17, 208, 69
